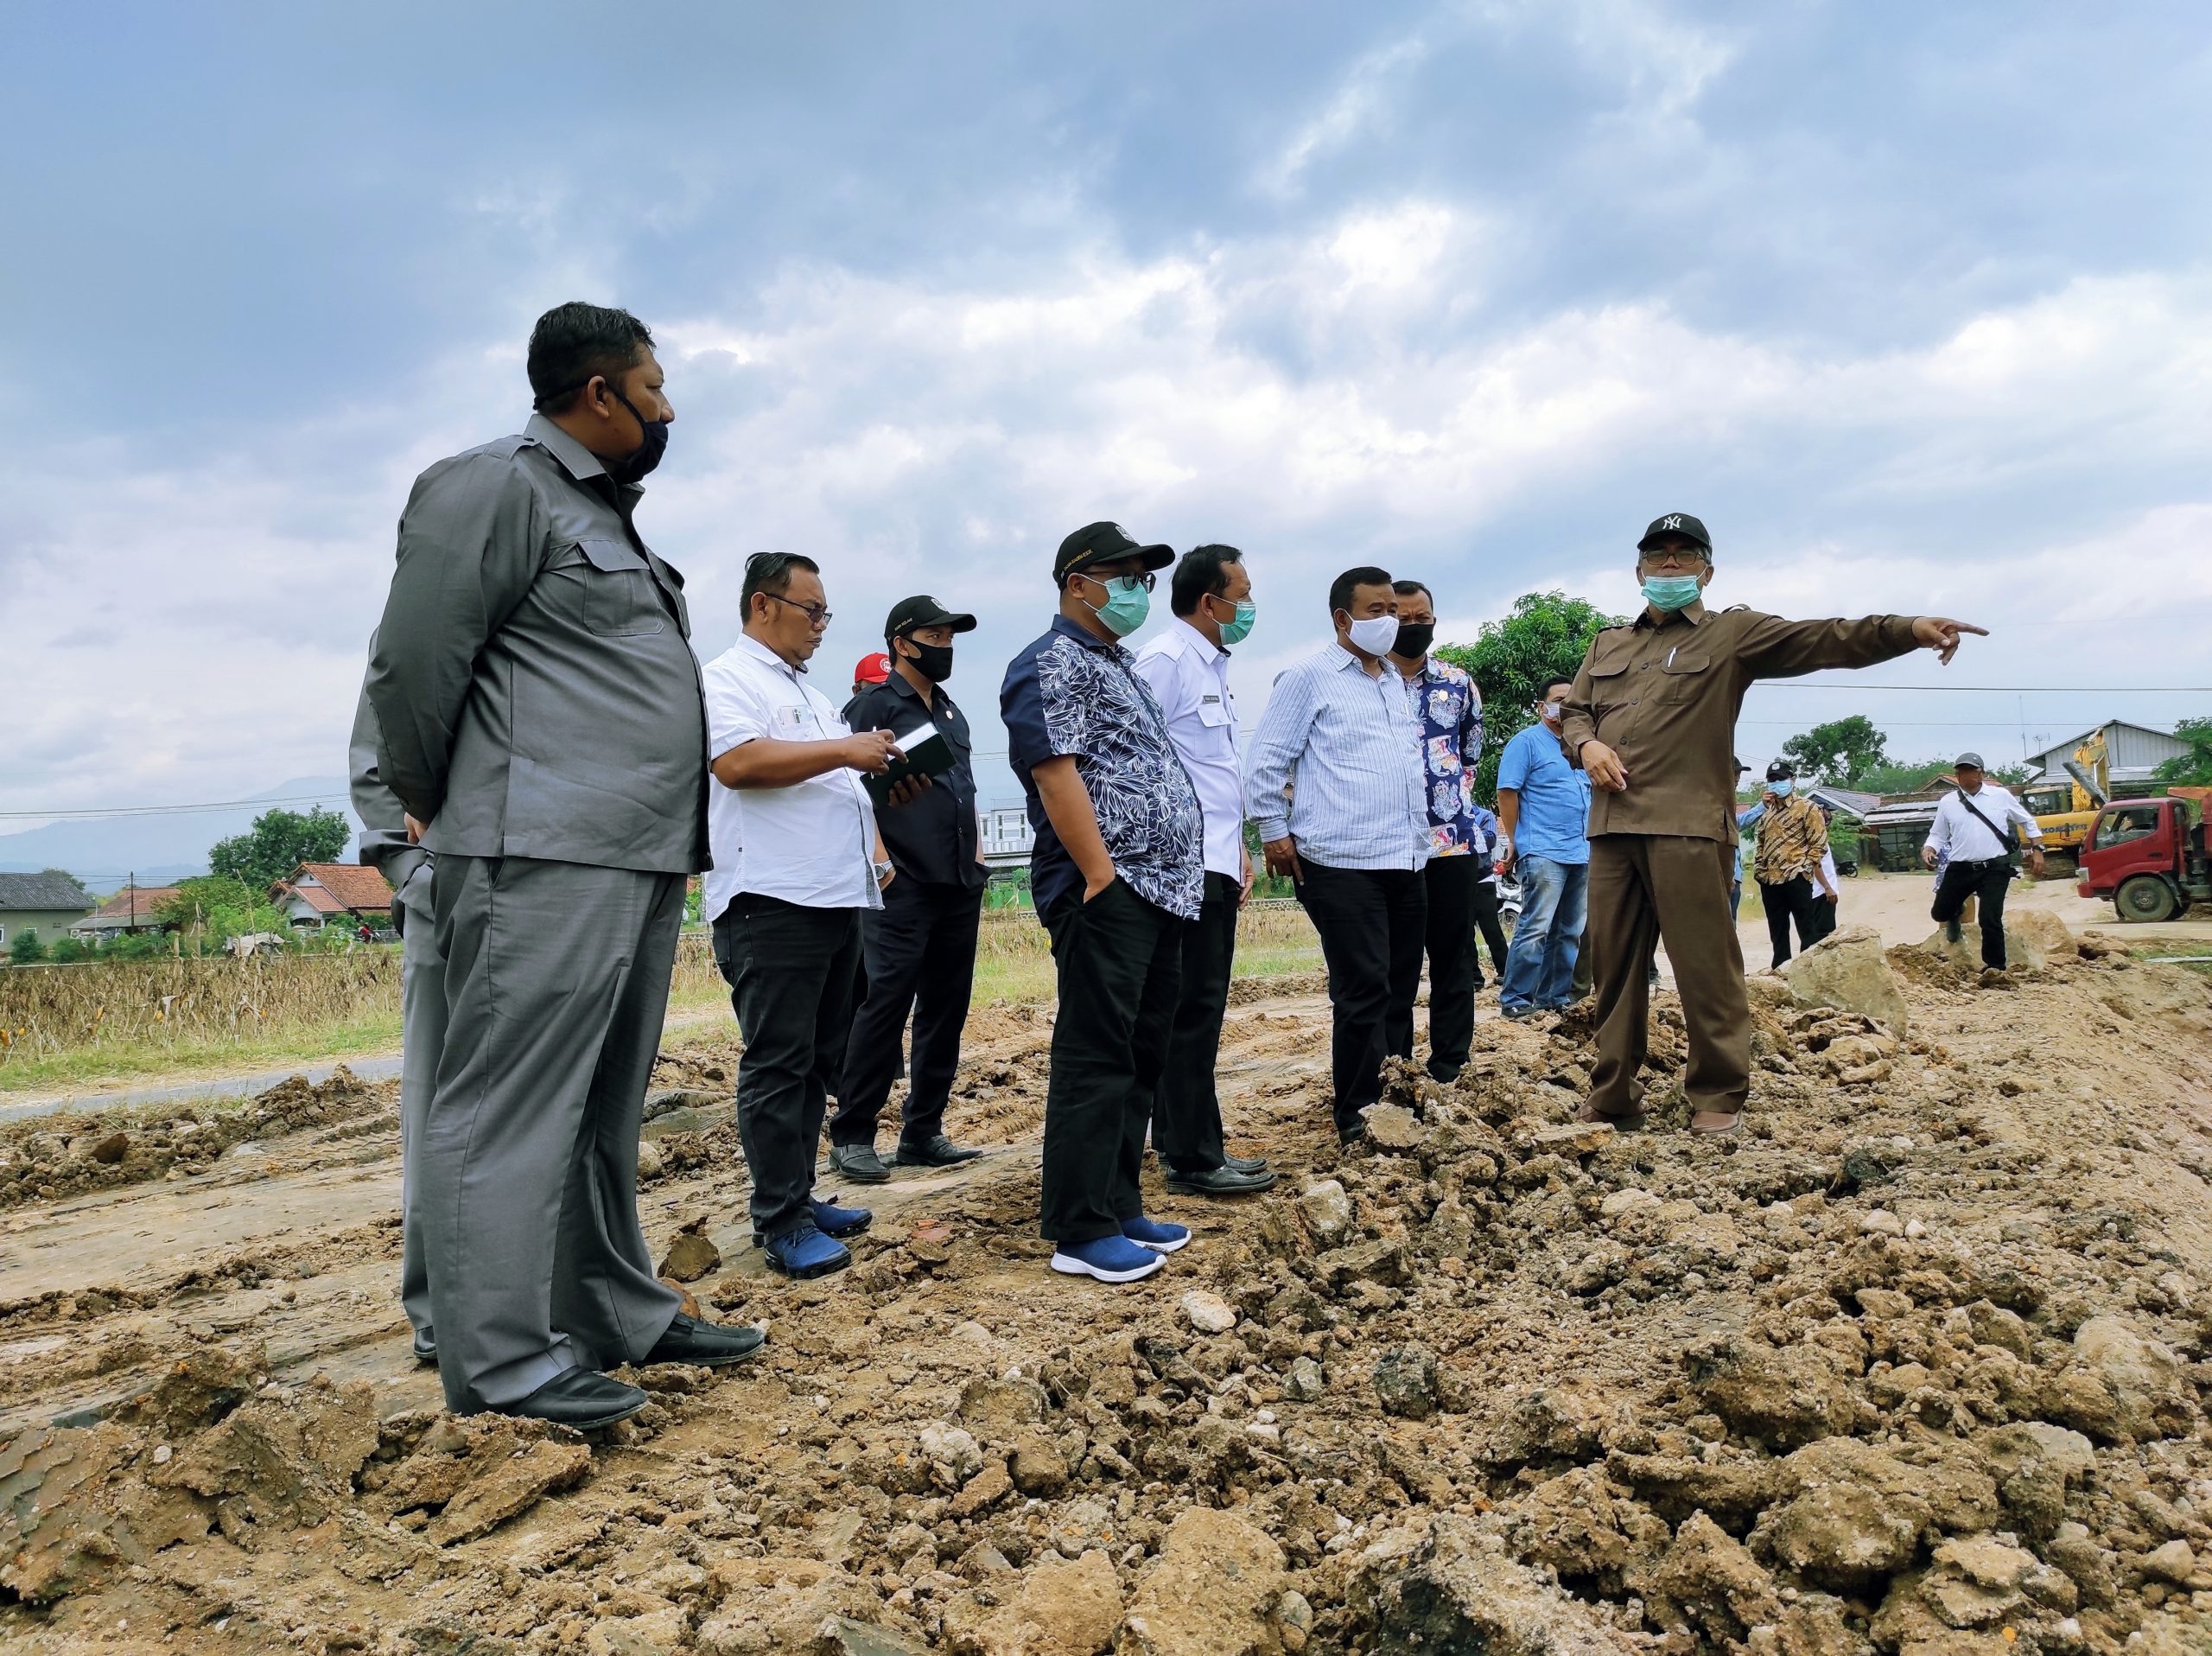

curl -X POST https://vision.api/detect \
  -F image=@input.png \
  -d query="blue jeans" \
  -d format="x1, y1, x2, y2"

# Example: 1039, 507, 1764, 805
1501, 855, 1588, 1012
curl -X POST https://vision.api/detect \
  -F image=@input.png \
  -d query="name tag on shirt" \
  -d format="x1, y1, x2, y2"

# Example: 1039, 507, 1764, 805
773, 702, 817, 734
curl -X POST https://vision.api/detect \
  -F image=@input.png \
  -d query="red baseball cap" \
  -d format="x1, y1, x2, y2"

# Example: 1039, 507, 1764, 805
852, 652, 892, 687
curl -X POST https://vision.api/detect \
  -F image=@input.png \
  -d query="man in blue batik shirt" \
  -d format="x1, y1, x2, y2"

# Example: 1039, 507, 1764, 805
1001, 522, 1206, 1287
1387, 580, 1485, 1081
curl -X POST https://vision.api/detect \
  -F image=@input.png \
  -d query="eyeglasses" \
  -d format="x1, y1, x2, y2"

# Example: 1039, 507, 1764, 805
1637, 547, 1710, 571
762, 591, 833, 628
1079, 570, 1157, 592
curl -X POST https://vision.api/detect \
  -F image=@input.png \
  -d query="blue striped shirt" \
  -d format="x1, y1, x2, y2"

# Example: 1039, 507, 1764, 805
1244, 643, 1430, 870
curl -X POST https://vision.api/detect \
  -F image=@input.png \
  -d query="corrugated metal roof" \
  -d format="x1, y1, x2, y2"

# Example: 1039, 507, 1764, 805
0, 872, 95, 912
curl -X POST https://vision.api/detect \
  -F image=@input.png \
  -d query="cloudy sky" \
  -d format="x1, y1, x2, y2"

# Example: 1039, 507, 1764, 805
7, 0, 2210, 839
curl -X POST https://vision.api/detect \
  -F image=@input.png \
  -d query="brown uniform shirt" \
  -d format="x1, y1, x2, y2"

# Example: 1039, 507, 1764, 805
1561, 602, 1919, 844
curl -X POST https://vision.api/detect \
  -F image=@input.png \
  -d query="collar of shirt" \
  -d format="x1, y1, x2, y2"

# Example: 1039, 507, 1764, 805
734, 631, 808, 680
524, 412, 647, 507
1328, 640, 1382, 674
1631, 599, 1708, 631
1050, 612, 1124, 656
1161, 615, 1228, 666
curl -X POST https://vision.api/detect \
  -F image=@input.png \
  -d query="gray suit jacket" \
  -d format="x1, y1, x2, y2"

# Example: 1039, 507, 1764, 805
350, 639, 427, 928
365, 415, 709, 874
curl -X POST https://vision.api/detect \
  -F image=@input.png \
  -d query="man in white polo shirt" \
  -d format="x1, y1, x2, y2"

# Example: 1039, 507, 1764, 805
703, 552, 899, 1279
1922, 750, 2046, 979
1134, 545, 1274, 1200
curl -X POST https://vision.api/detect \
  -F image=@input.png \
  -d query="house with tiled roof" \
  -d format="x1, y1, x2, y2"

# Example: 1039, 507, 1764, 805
270, 863, 395, 931
70, 885, 186, 937
0, 871, 94, 951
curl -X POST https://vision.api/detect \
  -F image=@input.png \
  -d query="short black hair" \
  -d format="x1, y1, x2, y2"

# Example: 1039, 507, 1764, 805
742, 552, 820, 615
1170, 545, 1244, 616
528, 302, 655, 414
1390, 579, 1433, 607
1329, 565, 1394, 615
1542, 675, 1576, 699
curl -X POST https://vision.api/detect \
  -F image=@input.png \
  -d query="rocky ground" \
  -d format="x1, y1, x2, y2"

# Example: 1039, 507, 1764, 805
3, 917, 2210, 1654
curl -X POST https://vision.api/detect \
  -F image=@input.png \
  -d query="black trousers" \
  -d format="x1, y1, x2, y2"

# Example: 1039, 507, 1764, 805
1039, 880, 1185, 1244
1421, 855, 1478, 1080
1803, 889, 1838, 945
713, 895, 862, 1244
1758, 875, 1817, 969
1295, 860, 1427, 1137
1154, 870, 1239, 1174
1469, 876, 1510, 986
831, 877, 984, 1147
1932, 857, 2013, 969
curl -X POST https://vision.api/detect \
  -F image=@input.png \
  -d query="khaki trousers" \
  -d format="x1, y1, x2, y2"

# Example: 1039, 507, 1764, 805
1586, 834, 1751, 1120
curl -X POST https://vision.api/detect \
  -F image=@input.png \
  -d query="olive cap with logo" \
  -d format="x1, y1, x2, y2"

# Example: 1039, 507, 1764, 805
1054, 520, 1174, 582
884, 595, 977, 640
1955, 751, 1986, 770
1637, 513, 1713, 554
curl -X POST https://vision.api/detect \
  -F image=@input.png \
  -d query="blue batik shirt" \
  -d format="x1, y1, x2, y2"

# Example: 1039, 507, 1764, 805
1001, 615, 1205, 921
1408, 659, 1485, 857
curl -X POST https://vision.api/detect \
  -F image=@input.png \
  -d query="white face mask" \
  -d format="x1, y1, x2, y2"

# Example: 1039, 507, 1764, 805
1344, 613, 1400, 655
1541, 701, 1564, 723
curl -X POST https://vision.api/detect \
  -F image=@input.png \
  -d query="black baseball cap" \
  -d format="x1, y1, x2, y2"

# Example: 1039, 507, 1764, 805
1733, 755, 1749, 774
1765, 759, 1796, 782
1637, 513, 1713, 554
1053, 521, 1174, 583
885, 595, 977, 640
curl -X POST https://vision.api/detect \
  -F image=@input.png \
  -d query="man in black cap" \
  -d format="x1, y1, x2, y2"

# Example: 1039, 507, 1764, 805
1001, 523, 1205, 1283
1922, 751, 2045, 978
829, 597, 990, 1180
1561, 513, 1987, 1133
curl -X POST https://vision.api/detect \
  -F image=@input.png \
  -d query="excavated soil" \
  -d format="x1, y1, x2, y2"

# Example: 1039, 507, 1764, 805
3, 939, 2211, 1655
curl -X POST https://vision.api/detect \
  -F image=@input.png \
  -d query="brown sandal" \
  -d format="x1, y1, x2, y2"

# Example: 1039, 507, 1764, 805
1578, 1101, 1646, 1131
1688, 1111, 1742, 1135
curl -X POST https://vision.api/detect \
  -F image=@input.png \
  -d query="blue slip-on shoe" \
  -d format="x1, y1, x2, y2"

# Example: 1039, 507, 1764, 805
1050, 1234, 1166, 1283
810, 1197, 873, 1239
763, 1223, 852, 1280
1120, 1215, 1191, 1254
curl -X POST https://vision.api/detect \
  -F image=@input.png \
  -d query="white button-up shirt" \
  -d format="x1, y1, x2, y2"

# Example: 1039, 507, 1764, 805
1133, 618, 1243, 882
702, 634, 881, 922
1243, 642, 1430, 871
1924, 782, 2043, 864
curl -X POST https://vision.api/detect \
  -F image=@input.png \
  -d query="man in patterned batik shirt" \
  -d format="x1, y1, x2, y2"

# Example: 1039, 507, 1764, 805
1387, 581, 1485, 1082
1001, 522, 1206, 1285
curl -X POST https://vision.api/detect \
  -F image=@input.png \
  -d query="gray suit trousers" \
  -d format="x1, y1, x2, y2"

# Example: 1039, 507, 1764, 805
396, 862, 446, 1342
423, 854, 684, 1411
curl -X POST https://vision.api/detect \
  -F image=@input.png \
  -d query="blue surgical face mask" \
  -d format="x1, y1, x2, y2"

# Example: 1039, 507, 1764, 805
1770, 779, 1795, 797
1216, 598, 1256, 646
1641, 573, 1702, 610
1081, 573, 1151, 638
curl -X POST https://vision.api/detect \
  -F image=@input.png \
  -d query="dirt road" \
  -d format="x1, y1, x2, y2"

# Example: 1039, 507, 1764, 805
3, 933, 2210, 1653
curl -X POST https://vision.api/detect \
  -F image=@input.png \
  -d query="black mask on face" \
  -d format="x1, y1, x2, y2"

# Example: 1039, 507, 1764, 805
902, 640, 954, 684
1392, 621, 1435, 657
605, 385, 670, 484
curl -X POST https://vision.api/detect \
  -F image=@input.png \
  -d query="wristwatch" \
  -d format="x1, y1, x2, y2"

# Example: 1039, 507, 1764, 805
874, 859, 895, 886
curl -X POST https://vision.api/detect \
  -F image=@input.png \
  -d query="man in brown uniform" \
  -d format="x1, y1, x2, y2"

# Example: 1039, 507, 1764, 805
1561, 513, 1986, 1134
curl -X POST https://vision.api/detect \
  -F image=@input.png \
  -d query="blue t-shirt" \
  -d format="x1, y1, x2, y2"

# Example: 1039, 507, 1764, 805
1496, 723, 1591, 865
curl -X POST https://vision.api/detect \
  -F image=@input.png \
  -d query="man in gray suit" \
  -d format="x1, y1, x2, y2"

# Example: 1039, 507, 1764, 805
348, 653, 441, 1364
367, 301, 762, 1429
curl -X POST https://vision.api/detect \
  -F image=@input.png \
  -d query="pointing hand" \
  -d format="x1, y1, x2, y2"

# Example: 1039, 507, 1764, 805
1912, 616, 1988, 666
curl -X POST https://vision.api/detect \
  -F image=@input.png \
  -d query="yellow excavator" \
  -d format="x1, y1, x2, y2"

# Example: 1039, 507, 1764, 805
2018, 733, 2108, 871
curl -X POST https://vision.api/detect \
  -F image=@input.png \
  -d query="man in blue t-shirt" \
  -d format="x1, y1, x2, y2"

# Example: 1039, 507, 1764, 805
1494, 677, 1592, 1016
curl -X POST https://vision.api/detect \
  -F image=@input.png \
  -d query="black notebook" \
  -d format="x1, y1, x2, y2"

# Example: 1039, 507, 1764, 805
864, 721, 955, 806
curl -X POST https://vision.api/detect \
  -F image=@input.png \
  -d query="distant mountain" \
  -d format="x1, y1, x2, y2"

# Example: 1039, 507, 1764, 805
0, 776, 361, 895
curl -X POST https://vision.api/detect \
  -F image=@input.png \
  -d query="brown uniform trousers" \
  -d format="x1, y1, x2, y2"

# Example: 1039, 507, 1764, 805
1586, 834, 1749, 1120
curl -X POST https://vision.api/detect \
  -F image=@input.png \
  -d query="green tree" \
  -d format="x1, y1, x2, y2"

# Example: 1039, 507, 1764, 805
1780, 716, 1890, 785
207, 806, 353, 893
2152, 717, 2212, 786
157, 876, 292, 948
1434, 591, 1624, 800
1855, 755, 2031, 794
47, 936, 89, 964
38, 868, 90, 901
9, 928, 47, 965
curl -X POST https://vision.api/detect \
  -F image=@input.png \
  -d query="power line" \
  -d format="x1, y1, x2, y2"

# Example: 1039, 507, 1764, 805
0, 793, 346, 821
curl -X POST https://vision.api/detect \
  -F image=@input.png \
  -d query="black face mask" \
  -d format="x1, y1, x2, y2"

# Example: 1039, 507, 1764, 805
1392, 621, 1435, 657
605, 385, 671, 484
902, 640, 954, 684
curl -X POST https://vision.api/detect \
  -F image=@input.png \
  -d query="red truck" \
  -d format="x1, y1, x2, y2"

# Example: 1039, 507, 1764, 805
2076, 790, 2211, 922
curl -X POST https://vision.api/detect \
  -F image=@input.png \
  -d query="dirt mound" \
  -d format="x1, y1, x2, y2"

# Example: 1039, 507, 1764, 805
1, 946, 2208, 1653
0, 1065, 393, 1211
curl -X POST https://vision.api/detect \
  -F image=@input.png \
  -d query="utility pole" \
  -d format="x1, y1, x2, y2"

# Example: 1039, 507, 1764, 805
127, 870, 137, 936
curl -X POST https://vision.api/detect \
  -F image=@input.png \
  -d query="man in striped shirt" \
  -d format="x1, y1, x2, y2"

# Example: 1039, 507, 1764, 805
1244, 567, 1431, 1144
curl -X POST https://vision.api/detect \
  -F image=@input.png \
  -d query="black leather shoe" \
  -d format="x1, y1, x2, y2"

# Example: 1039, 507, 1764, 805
1165, 1163, 1278, 1197
645, 1313, 766, 1368
828, 1143, 892, 1183
1223, 1152, 1269, 1175
504, 1366, 647, 1430
894, 1133, 984, 1168
411, 1329, 437, 1364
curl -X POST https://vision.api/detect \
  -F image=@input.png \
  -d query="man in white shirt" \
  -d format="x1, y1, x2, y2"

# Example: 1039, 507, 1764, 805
1921, 751, 2046, 977
1243, 566, 1430, 1145
1133, 545, 1275, 1199
703, 553, 899, 1279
